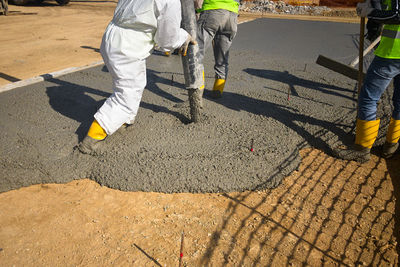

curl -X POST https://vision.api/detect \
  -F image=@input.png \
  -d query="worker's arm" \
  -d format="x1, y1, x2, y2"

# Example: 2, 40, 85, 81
367, 0, 400, 24
370, 0, 382, 10
366, 0, 383, 41
194, 0, 204, 10
154, 0, 190, 51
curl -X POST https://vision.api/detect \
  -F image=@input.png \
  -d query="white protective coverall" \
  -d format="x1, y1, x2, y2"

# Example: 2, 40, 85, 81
94, 0, 189, 135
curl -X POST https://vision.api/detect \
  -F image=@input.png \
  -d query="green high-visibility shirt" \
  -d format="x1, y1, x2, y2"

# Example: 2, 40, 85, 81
374, 0, 400, 59
197, 0, 239, 14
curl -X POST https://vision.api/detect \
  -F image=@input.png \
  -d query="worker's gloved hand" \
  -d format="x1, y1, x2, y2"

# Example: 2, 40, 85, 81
179, 34, 197, 57
194, 0, 204, 10
356, 0, 374, 17
366, 19, 383, 42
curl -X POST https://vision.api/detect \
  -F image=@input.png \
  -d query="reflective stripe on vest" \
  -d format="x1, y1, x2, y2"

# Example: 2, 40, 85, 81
375, 24, 400, 59
382, 28, 400, 38
374, 0, 400, 59
197, 0, 239, 14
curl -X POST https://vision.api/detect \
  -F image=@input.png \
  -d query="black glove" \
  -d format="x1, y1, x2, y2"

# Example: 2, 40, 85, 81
370, 0, 381, 10
366, 19, 383, 42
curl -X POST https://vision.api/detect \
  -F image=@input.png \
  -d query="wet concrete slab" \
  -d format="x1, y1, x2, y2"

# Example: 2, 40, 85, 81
0, 18, 392, 193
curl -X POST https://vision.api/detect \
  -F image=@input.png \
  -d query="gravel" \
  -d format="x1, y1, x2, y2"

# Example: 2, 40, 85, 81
239, 0, 331, 15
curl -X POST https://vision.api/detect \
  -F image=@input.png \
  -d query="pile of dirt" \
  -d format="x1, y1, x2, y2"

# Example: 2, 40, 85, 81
239, 0, 357, 17
320, 0, 359, 7
240, 0, 330, 15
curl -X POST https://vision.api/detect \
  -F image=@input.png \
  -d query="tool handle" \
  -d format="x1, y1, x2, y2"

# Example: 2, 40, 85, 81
357, 17, 366, 94
350, 36, 381, 68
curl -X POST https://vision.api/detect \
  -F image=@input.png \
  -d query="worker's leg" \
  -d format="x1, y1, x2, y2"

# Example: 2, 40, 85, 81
336, 56, 400, 162
196, 11, 218, 102
78, 58, 146, 154
78, 25, 150, 154
213, 11, 237, 80
392, 73, 400, 120
93, 23, 151, 135
383, 73, 400, 158
358, 56, 400, 121
211, 10, 237, 98
94, 58, 146, 136
196, 10, 218, 70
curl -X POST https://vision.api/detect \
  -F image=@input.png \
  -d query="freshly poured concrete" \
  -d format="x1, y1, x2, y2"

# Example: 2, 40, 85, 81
0, 18, 392, 193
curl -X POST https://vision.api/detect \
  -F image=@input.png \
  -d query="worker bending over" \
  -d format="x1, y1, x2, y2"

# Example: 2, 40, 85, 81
78, 0, 196, 154
195, 0, 239, 98
336, 0, 400, 162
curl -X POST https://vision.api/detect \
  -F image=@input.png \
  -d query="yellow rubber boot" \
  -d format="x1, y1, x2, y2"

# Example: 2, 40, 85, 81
383, 118, 400, 158
355, 119, 380, 149
211, 78, 225, 99
78, 120, 107, 154
386, 118, 400, 143
336, 119, 380, 163
200, 70, 205, 90
87, 120, 107, 140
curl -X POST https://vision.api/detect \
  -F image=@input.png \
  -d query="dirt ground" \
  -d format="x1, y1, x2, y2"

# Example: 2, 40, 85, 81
0, 1, 399, 266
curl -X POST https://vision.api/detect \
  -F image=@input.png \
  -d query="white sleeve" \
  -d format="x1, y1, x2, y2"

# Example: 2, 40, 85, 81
154, 0, 189, 51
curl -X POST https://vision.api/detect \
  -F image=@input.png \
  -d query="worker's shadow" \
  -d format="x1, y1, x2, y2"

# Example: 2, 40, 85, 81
243, 68, 357, 102
102, 65, 187, 106
45, 77, 110, 141
146, 69, 186, 102
46, 67, 191, 142
205, 90, 351, 155
142, 69, 191, 124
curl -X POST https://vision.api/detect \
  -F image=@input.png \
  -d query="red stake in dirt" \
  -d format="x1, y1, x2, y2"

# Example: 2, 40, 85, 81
250, 139, 254, 152
179, 231, 184, 267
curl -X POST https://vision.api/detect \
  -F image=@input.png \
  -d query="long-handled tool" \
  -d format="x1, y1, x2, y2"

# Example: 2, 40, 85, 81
350, 35, 381, 68
357, 17, 366, 94
316, 17, 378, 84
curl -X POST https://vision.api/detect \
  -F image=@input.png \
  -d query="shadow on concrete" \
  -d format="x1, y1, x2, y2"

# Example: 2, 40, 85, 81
147, 69, 185, 102
143, 69, 191, 124
205, 89, 352, 156
45, 67, 191, 140
243, 68, 356, 102
108, 65, 190, 122
45, 77, 110, 141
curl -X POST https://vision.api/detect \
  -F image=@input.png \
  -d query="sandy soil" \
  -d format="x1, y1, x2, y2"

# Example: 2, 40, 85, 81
0, 1, 399, 266
0, 1, 114, 87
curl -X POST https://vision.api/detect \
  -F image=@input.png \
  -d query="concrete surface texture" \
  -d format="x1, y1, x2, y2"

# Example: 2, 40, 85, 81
0, 18, 393, 193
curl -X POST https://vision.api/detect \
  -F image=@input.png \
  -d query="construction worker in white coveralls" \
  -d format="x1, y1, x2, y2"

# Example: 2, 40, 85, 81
336, 0, 400, 163
78, 0, 196, 154
195, 0, 239, 98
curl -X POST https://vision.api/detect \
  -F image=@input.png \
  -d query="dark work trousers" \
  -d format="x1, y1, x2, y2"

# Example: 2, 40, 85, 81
196, 9, 238, 80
